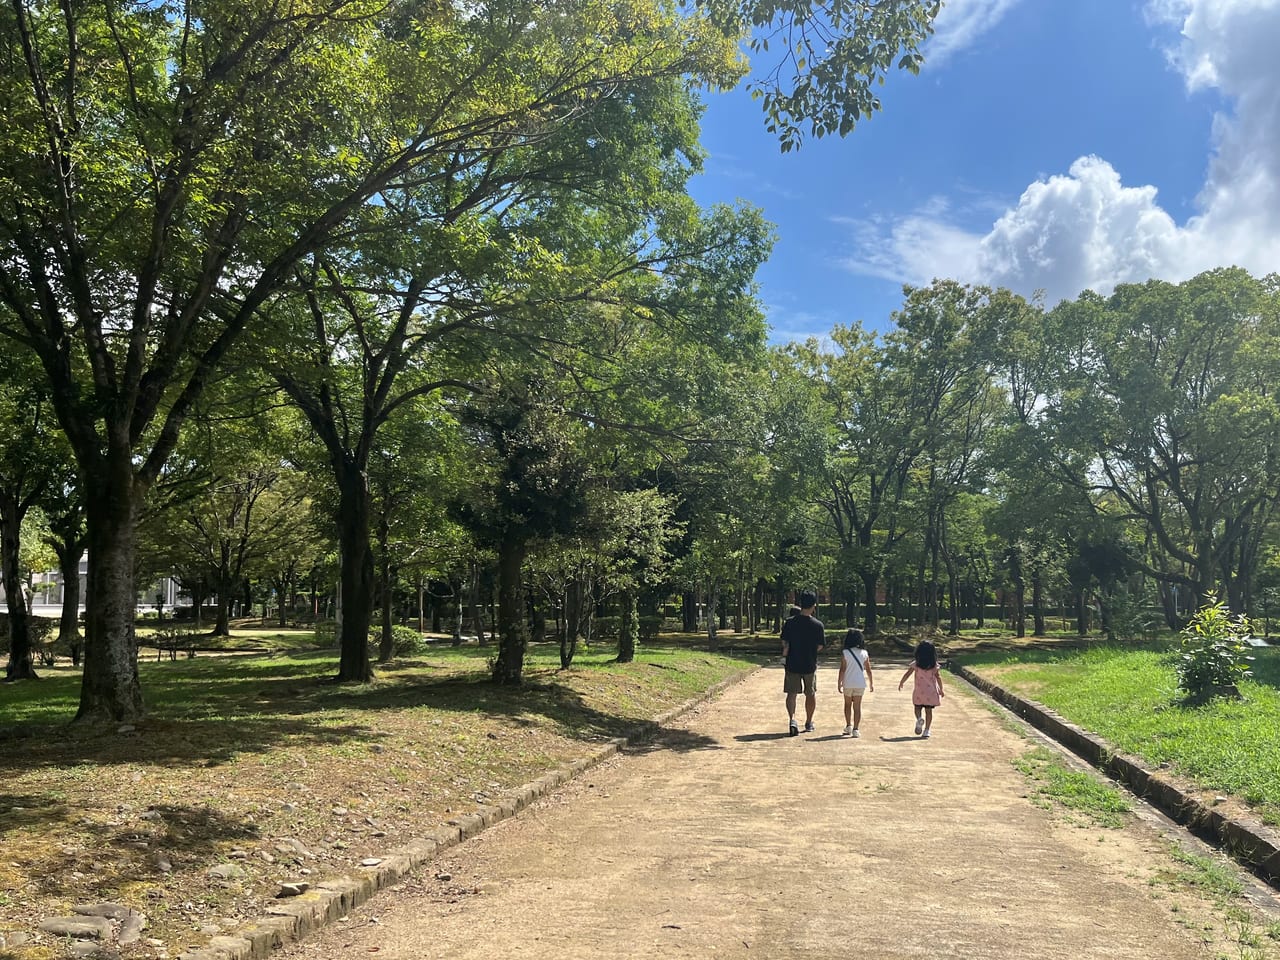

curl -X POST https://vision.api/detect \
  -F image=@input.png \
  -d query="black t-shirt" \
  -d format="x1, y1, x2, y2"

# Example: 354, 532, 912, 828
782, 614, 824, 673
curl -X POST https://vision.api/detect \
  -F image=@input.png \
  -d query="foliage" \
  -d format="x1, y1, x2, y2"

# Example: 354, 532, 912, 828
963, 645, 1280, 824
1177, 602, 1255, 700
385, 624, 425, 657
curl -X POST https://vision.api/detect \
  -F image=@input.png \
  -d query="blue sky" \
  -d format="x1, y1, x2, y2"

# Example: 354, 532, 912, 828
688, 0, 1280, 342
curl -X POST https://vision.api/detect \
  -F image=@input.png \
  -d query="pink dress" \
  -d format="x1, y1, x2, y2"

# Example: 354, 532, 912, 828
912, 666, 942, 707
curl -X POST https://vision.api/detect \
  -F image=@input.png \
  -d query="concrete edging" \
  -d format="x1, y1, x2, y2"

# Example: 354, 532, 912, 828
952, 662, 1280, 883
174, 664, 759, 960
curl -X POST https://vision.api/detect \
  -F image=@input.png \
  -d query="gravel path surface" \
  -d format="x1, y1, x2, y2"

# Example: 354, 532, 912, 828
274, 659, 1225, 959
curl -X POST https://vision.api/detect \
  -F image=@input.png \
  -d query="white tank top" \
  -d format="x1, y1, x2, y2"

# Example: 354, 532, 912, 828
842, 648, 868, 688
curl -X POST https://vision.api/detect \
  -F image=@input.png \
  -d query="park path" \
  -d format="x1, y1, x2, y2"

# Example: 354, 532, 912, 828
275, 658, 1220, 960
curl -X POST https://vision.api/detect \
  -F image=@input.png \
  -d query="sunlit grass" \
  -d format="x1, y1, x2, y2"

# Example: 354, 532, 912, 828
964, 645, 1280, 824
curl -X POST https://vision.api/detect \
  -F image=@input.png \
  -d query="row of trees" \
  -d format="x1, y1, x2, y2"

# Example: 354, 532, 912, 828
0, 0, 941, 721
783, 268, 1280, 642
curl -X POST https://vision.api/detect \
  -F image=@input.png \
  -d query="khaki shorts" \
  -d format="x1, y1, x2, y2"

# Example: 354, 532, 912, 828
783, 671, 816, 695
843, 688, 866, 700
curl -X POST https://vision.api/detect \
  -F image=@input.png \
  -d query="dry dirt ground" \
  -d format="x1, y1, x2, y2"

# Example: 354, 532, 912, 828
273, 658, 1280, 960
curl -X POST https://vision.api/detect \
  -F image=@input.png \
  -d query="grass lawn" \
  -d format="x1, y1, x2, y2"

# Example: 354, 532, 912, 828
958, 644, 1280, 825
0, 636, 759, 956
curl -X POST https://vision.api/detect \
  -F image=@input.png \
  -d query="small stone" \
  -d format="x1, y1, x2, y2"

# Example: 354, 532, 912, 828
117, 724, 136, 734
282, 838, 314, 859
140, 810, 163, 822
299, 868, 312, 876
257, 851, 276, 864
39, 916, 113, 939
276, 881, 310, 898
1213, 795, 1228, 805
199, 923, 222, 935
371, 831, 387, 838
146, 939, 165, 947
360, 858, 382, 867
206, 863, 246, 880
370, 744, 384, 753
155, 857, 173, 873
117, 804, 134, 814
279, 802, 298, 813
435, 872, 452, 882
3, 932, 30, 947
72, 903, 132, 919
228, 849, 248, 859
70, 940, 116, 958
119, 913, 147, 944
331, 806, 349, 816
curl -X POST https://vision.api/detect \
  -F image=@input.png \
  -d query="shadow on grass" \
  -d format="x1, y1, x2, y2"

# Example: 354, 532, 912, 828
25, 802, 263, 894
0, 792, 69, 835
0, 642, 746, 775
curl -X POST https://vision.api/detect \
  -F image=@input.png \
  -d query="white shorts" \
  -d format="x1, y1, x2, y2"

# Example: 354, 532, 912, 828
843, 688, 866, 700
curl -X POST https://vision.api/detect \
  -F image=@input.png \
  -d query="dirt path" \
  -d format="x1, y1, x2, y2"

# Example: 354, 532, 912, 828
273, 659, 1233, 959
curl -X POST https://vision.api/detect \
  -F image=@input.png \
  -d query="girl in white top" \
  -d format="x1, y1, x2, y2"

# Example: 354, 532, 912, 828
836, 628, 874, 738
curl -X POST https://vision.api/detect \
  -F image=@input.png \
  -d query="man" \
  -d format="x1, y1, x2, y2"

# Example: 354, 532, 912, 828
781, 590, 824, 736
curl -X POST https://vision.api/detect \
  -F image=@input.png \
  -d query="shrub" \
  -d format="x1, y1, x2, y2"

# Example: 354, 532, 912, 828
594, 616, 620, 640
1176, 601, 1254, 701
638, 615, 663, 642
389, 624, 425, 656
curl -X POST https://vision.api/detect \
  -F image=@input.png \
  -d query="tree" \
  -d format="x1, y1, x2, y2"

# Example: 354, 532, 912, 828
0, 347, 66, 680
1040, 270, 1280, 615
0, 0, 746, 718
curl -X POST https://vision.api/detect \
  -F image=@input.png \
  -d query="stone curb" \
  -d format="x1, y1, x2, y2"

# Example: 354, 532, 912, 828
173, 665, 759, 960
951, 662, 1280, 884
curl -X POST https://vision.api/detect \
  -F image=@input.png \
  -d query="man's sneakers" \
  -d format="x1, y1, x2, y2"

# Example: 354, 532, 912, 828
803, 720, 815, 733
788, 719, 799, 737
914, 717, 925, 736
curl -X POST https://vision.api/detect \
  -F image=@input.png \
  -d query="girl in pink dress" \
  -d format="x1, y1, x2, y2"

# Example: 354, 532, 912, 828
898, 639, 944, 738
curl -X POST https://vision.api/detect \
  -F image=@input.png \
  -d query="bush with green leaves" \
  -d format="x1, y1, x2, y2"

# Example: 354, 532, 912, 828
388, 625, 425, 657
1177, 601, 1254, 701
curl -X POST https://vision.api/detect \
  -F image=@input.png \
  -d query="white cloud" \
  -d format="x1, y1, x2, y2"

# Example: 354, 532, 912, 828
929, 0, 1024, 63
844, 0, 1280, 304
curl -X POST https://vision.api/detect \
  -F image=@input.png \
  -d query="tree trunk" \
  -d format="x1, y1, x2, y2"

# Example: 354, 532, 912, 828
618, 589, 637, 664
1014, 582, 1026, 638
2, 501, 37, 681
1076, 588, 1090, 636
468, 561, 487, 646
75, 467, 144, 721
706, 584, 718, 651
682, 589, 698, 633
492, 538, 527, 684
1031, 570, 1046, 636
55, 541, 83, 666
529, 591, 546, 644
452, 580, 463, 645
860, 569, 879, 635
213, 573, 232, 637
335, 465, 374, 682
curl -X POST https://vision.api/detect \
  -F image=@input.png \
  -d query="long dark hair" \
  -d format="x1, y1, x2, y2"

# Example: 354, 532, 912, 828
914, 639, 937, 670
843, 628, 864, 651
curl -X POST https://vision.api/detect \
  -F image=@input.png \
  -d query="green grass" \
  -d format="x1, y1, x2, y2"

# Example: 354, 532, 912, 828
0, 635, 759, 953
962, 645, 1280, 824
1160, 845, 1246, 901
1012, 746, 1132, 827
